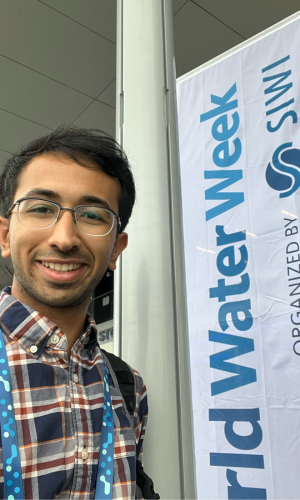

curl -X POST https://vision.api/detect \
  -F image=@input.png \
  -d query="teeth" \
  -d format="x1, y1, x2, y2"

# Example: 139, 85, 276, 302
41, 262, 82, 272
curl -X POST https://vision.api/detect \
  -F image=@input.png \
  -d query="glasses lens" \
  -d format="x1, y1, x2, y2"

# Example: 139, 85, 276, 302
18, 199, 58, 228
76, 206, 114, 235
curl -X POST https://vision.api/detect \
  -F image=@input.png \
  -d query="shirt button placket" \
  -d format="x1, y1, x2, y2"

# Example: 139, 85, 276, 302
70, 360, 81, 493
50, 333, 60, 345
69, 344, 91, 493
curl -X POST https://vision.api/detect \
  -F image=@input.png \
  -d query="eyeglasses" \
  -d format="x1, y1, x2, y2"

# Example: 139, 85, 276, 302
7, 197, 121, 237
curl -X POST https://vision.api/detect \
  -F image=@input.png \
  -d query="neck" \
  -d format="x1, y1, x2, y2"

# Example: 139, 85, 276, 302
10, 283, 89, 358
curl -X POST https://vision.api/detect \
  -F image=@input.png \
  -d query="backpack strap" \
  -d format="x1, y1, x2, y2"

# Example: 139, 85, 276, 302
101, 349, 136, 415
101, 349, 160, 500
136, 460, 160, 500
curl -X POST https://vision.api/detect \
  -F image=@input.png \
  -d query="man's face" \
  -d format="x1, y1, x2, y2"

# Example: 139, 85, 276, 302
0, 154, 127, 309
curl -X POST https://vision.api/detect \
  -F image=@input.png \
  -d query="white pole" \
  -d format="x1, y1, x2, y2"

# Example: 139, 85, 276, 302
115, 1, 196, 498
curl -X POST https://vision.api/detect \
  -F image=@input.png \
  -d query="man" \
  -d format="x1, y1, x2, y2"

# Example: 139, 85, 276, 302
0, 127, 148, 499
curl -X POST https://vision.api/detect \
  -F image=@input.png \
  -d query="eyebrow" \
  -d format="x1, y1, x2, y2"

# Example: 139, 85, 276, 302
23, 189, 112, 210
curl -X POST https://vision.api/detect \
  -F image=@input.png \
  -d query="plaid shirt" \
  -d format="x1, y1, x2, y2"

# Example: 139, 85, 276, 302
0, 287, 148, 499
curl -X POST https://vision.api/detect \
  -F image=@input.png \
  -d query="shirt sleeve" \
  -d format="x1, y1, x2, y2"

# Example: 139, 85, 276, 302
132, 369, 148, 462
132, 369, 148, 500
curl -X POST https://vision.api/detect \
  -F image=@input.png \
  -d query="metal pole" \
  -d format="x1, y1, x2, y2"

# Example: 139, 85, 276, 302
114, 0, 124, 359
115, 1, 196, 498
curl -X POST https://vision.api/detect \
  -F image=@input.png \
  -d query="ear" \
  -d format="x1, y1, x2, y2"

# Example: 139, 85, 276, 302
108, 232, 128, 271
0, 216, 11, 258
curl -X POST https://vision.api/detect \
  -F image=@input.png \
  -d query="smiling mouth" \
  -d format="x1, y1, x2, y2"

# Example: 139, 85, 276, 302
40, 261, 84, 273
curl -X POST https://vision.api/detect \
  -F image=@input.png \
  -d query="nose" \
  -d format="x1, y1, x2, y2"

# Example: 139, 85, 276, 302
47, 209, 81, 252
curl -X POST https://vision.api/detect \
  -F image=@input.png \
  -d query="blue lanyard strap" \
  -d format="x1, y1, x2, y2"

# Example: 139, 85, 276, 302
0, 328, 23, 500
95, 353, 114, 499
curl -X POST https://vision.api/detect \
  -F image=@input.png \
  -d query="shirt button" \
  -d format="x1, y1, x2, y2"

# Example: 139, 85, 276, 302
82, 448, 88, 460
30, 345, 38, 354
73, 374, 79, 383
50, 334, 60, 345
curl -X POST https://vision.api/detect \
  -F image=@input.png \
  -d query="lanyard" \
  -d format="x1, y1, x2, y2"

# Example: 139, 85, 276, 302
0, 329, 23, 500
95, 352, 114, 499
0, 329, 114, 500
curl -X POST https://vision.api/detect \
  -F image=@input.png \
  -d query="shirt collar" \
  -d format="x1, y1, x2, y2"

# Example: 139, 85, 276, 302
0, 287, 99, 357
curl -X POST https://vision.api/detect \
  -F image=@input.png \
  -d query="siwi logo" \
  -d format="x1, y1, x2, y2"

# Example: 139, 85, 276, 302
266, 143, 300, 198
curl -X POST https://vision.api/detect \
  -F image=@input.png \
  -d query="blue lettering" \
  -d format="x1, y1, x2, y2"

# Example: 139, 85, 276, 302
216, 225, 246, 246
212, 112, 240, 141
210, 274, 250, 302
227, 470, 267, 499
267, 109, 297, 132
209, 408, 262, 450
205, 170, 244, 221
263, 70, 293, 107
209, 330, 257, 395
210, 453, 264, 468
262, 55, 296, 138
262, 54, 290, 73
219, 299, 253, 332
266, 98, 294, 116
208, 227, 265, 497
217, 245, 248, 277
200, 84, 238, 123
213, 138, 242, 167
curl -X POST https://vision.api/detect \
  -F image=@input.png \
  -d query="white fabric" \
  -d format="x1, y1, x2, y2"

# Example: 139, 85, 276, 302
177, 16, 300, 500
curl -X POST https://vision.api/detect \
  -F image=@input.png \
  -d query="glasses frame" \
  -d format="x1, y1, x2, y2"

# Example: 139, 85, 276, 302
7, 197, 121, 237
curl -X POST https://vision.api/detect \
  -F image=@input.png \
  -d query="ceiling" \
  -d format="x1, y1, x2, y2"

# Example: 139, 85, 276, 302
0, 0, 299, 286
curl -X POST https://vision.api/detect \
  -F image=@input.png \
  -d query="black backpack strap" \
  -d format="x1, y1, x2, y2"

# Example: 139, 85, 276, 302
136, 460, 160, 499
101, 349, 160, 499
101, 349, 135, 415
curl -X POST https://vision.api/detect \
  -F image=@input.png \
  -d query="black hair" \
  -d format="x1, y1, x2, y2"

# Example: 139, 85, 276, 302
0, 126, 135, 232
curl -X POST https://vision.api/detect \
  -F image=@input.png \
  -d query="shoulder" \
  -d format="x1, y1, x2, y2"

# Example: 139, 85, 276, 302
101, 349, 146, 391
101, 349, 148, 415
131, 366, 147, 399
130, 366, 148, 420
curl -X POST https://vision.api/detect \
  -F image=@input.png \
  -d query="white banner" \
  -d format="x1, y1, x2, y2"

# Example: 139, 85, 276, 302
177, 14, 300, 500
